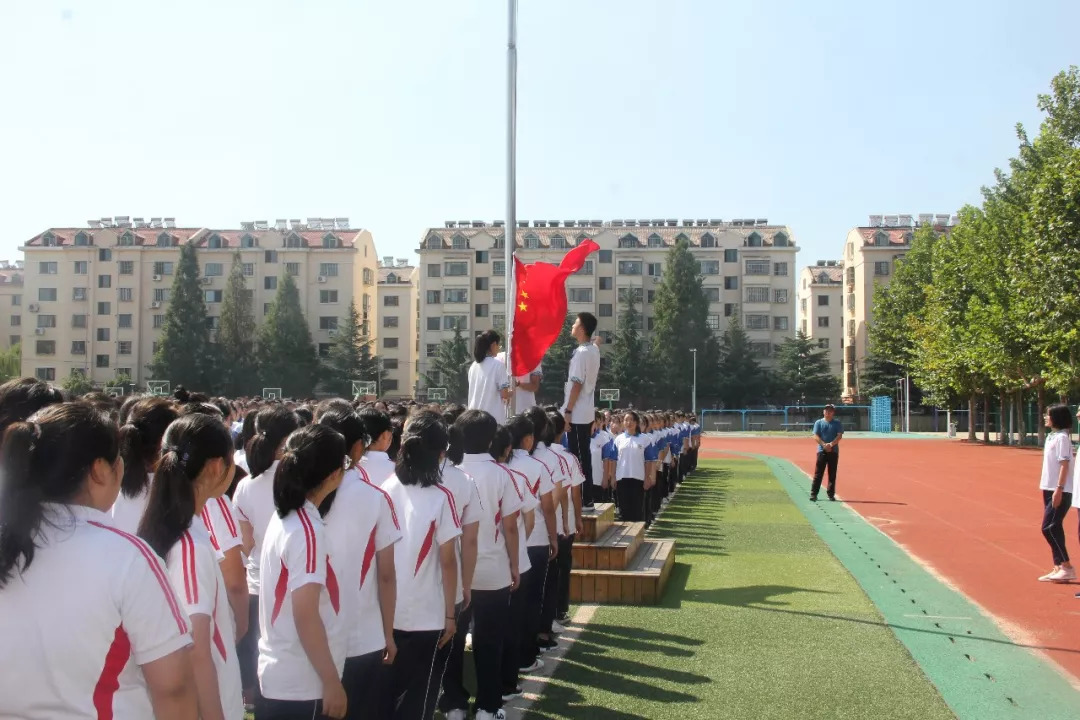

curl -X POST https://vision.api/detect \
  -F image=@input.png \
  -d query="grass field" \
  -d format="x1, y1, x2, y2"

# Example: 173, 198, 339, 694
525, 459, 955, 720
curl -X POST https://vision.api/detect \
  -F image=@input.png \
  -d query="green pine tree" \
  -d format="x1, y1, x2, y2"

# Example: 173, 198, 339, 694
149, 244, 215, 391
256, 273, 320, 398
323, 301, 384, 397
607, 293, 646, 405
0, 344, 20, 382
539, 315, 577, 405
716, 312, 767, 408
217, 253, 259, 396
421, 322, 470, 403
774, 331, 840, 404
61, 370, 94, 396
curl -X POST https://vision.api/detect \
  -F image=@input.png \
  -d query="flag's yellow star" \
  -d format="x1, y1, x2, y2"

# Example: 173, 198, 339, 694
520, 291, 529, 299
518, 302, 528, 312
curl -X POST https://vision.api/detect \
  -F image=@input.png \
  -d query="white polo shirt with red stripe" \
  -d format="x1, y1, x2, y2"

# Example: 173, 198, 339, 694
533, 443, 570, 537
0, 503, 191, 720
232, 460, 279, 595
200, 495, 242, 559
551, 445, 585, 535
458, 454, 525, 591
257, 502, 346, 701
499, 461, 535, 574
440, 459, 483, 605
324, 466, 403, 658
510, 449, 555, 548
381, 475, 463, 631
359, 450, 396, 487
107, 472, 154, 534
164, 526, 244, 719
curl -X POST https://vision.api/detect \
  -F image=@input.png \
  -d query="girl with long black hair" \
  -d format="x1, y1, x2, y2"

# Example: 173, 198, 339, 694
109, 396, 179, 533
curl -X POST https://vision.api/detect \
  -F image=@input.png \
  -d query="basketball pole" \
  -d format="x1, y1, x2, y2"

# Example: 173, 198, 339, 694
504, 0, 518, 418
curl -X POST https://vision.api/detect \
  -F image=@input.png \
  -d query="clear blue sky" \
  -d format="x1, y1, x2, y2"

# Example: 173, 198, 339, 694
1, 0, 1077, 266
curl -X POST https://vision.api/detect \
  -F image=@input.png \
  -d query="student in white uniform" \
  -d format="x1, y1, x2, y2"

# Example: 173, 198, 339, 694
110, 397, 180, 534
0, 402, 197, 719
548, 411, 586, 625
138, 413, 244, 720
561, 313, 601, 510
457, 410, 524, 720
468, 330, 511, 420
382, 412, 462, 720
232, 405, 303, 703
257, 424, 348, 719
358, 407, 396, 486
525, 407, 569, 650
318, 407, 403, 719
496, 351, 543, 412
614, 411, 652, 522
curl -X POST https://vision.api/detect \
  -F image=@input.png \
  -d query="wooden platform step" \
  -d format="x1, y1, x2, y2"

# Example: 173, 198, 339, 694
571, 521, 645, 571
569, 539, 677, 605
576, 502, 615, 542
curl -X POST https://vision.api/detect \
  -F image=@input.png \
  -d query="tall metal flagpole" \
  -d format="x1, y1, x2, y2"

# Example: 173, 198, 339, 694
505, 0, 518, 417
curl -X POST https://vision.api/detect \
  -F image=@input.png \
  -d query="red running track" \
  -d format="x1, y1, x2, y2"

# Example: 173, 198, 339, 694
702, 435, 1080, 682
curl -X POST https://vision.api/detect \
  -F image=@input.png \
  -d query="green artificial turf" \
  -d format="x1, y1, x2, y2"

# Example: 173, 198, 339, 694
526, 459, 956, 720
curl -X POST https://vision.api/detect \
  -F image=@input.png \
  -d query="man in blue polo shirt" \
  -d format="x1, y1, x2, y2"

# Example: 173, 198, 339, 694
811, 404, 844, 501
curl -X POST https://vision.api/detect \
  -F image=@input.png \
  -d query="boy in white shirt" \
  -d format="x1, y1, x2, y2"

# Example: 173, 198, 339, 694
561, 312, 601, 510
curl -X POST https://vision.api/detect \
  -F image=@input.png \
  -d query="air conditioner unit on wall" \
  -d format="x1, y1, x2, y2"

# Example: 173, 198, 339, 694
151, 301, 161, 309
200, 277, 212, 285
153, 274, 163, 282
318, 276, 328, 283
34, 327, 45, 335
28, 303, 39, 312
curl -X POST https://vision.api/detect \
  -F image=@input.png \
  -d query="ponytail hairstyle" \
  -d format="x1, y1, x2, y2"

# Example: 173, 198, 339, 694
547, 409, 566, 438
137, 414, 234, 558
0, 403, 119, 589
119, 397, 180, 499
506, 414, 535, 452
387, 417, 404, 462
473, 329, 501, 364
118, 395, 141, 425
273, 425, 346, 517
395, 411, 447, 488
442, 404, 467, 465
357, 407, 392, 450
248, 406, 302, 478
0, 377, 65, 442
238, 408, 257, 452
294, 406, 314, 427
525, 406, 552, 446
317, 407, 367, 458
172, 385, 191, 404
490, 424, 513, 462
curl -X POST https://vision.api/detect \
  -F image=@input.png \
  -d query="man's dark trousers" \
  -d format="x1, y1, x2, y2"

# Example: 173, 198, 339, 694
811, 449, 839, 498
567, 422, 594, 506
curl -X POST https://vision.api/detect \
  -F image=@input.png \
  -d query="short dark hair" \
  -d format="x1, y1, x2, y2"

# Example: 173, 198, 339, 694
824, 404, 836, 411
577, 312, 597, 337
358, 407, 392, 446
505, 414, 535, 450
1047, 404, 1072, 431
456, 409, 498, 454
473, 329, 501, 364
396, 411, 448, 488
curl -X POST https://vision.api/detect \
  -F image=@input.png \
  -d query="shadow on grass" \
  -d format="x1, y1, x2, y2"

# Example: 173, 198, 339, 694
680, 584, 835, 607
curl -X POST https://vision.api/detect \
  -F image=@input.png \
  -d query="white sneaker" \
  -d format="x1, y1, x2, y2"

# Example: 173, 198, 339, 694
520, 657, 544, 673
1039, 568, 1061, 581
501, 686, 523, 701
445, 710, 467, 720
1051, 567, 1077, 583
465, 632, 473, 650
475, 710, 507, 720
551, 620, 566, 635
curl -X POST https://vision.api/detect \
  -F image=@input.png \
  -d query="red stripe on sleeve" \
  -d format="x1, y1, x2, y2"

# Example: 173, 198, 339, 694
216, 497, 238, 537
297, 509, 316, 573
200, 508, 220, 551
435, 484, 461, 528
370, 482, 401, 530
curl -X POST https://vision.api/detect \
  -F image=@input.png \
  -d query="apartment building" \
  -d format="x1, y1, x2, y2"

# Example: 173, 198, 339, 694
0, 261, 24, 351
376, 258, 418, 397
416, 218, 798, 388
19, 217, 377, 388
797, 261, 843, 378
841, 213, 955, 400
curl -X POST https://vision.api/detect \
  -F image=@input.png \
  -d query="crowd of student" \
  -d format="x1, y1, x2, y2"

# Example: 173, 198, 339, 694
0, 375, 698, 720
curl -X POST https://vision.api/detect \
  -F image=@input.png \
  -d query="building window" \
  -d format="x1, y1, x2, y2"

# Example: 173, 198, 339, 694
205, 290, 223, 303
319, 317, 339, 331
573, 261, 594, 276
426, 317, 441, 331
704, 288, 720, 302
96, 354, 110, 368
37, 315, 56, 328
707, 314, 721, 330
618, 235, 638, 249
493, 314, 506, 330
97, 302, 110, 316
474, 304, 488, 318
72, 314, 87, 328
746, 314, 769, 330
647, 290, 655, 304
242, 263, 255, 277
36, 340, 55, 355
475, 277, 489, 291
773, 289, 788, 303
426, 290, 441, 304
285, 262, 300, 277
818, 338, 830, 349
118, 288, 133, 302
427, 264, 441, 278
153, 315, 165, 329
383, 379, 399, 392
773, 262, 789, 276
746, 287, 769, 303
646, 263, 662, 277
96, 328, 110, 342
205, 263, 224, 277
241, 234, 257, 248
492, 288, 505, 304
71, 341, 86, 355
874, 261, 890, 276
384, 316, 400, 328
551, 235, 568, 249
11, 296, 19, 307
774, 232, 790, 247
265, 250, 279, 263
318, 343, 332, 358
36, 368, 55, 381
724, 249, 738, 262
647, 233, 663, 248
599, 304, 613, 317
154, 288, 170, 303
818, 317, 830, 328
285, 233, 303, 249
9, 315, 19, 327
315, 263, 339, 278
39, 262, 58, 275
599, 277, 613, 290
443, 315, 467, 330
598, 250, 613, 264
444, 262, 468, 277
749, 341, 771, 357
38, 288, 57, 302
263, 303, 271, 315
747, 232, 763, 248
701, 233, 717, 248
73, 261, 88, 275
475, 251, 489, 263
381, 337, 399, 351
818, 295, 830, 306
492, 261, 505, 276
847, 319, 856, 337
699, 261, 720, 275
523, 233, 539, 249
745, 260, 770, 275
724, 276, 739, 290
152, 261, 173, 276
118, 314, 132, 328
617, 261, 642, 275
118, 341, 132, 355
568, 288, 593, 303
647, 317, 655, 331
114, 260, 132, 275
774, 316, 789, 331
445, 289, 468, 303
99, 249, 112, 262
617, 287, 643, 303
847, 294, 856, 311
97, 275, 111, 289
320, 290, 339, 304
264, 276, 277, 291
322, 234, 339, 249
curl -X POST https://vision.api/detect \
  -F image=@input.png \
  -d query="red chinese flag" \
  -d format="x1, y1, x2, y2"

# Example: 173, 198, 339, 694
510, 239, 599, 377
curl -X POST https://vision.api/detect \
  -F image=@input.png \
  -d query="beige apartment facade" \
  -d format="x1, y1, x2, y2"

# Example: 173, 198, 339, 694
0, 261, 24, 351
376, 259, 418, 397
841, 213, 955, 400
20, 218, 377, 389
797, 261, 843, 379
416, 218, 798, 389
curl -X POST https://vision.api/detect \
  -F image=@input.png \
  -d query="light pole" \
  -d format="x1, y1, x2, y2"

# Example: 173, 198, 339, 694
690, 348, 698, 415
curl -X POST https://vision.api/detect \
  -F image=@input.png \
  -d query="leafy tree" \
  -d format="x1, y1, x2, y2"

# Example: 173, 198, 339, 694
715, 312, 767, 408
148, 244, 215, 391
649, 237, 721, 406
774, 331, 839, 404
605, 294, 646, 405
860, 351, 908, 400
422, 322, 470, 403
61, 370, 94, 396
868, 225, 940, 372
0, 344, 20, 382
256, 273, 319, 397
217, 252, 259, 397
324, 301, 384, 397
539, 315, 577, 405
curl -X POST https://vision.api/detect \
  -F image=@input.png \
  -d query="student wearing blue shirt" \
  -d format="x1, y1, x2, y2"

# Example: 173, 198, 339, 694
811, 404, 844, 501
